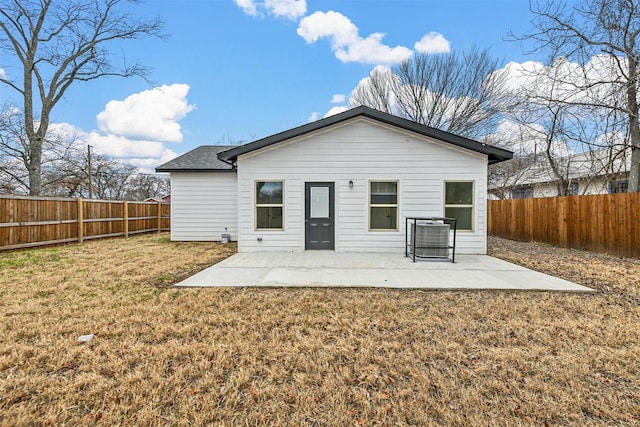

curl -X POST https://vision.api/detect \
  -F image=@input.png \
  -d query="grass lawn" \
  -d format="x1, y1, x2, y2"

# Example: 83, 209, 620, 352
1, 233, 639, 426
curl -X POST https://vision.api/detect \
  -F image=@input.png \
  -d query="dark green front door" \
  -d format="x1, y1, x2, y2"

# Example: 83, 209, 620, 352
305, 182, 335, 250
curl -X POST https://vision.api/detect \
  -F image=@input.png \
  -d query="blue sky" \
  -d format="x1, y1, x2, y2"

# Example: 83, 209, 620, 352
1, 0, 541, 171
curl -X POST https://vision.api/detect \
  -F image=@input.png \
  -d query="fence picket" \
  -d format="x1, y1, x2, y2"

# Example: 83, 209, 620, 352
0, 195, 170, 251
488, 193, 640, 258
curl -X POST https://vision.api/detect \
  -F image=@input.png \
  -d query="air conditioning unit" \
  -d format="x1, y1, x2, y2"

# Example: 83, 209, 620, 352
410, 222, 450, 257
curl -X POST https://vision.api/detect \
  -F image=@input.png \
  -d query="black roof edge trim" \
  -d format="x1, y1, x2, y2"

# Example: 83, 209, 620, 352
154, 168, 237, 173
217, 106, 513, 164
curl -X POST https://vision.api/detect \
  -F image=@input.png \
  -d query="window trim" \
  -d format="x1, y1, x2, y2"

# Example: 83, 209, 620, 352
443, 180, 475, 232
558, 181, 579, 196
609, 179, 628, 194
368, 180, 399, 232
255, 180, 284, 231
512, 185, 533, 199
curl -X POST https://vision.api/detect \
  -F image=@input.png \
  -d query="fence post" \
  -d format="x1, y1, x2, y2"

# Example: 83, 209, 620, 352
77, 197, 84, 244
124, 201, 129, 238
157, 202, 162, 232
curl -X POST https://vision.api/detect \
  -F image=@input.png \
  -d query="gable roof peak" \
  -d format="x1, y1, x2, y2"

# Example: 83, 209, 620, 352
218, 106, 512, 164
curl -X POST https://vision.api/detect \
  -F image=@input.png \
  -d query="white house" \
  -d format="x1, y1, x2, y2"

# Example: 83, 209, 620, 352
488, 147, 631, 199
156, 106, 512, 254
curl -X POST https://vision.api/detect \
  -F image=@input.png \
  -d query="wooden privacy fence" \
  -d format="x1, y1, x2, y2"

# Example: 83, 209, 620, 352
0, 194, 170, 251
488, 193, 640, 258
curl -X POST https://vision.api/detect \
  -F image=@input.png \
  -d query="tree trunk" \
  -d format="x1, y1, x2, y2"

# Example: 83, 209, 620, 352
27, 137, 43, 196
627, 52, 640, 192
27, 163, 42, 196
0, 0, 162, 197
629, 144, 640, 192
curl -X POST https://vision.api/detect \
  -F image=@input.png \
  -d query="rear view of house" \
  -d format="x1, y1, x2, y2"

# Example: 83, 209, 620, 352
157, 106, 512, 254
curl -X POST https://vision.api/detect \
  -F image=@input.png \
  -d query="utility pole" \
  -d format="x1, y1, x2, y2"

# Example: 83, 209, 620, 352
87, 145, 93, 199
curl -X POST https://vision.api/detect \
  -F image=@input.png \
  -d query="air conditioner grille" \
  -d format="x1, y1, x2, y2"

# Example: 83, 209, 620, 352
410, 223, 450, 257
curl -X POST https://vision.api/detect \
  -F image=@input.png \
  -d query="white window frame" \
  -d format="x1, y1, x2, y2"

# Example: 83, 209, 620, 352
369, 180, 399, 232
444, 180, 475, 232
255, 180, 284, 231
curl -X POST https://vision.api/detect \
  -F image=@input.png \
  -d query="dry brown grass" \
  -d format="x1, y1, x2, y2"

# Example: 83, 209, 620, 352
1, 233, 639, 426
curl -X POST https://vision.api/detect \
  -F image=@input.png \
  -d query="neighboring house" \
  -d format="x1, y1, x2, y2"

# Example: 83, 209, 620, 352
144, 195, 171, 203
489, 147, 631, 199
157, 106, 512, 254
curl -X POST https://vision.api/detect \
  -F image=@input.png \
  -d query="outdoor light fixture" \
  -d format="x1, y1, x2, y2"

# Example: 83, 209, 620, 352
349, 180, 354, 188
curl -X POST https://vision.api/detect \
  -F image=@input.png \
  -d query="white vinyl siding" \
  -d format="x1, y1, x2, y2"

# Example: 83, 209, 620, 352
169, 172, 238, 241
236, 117, 489, 254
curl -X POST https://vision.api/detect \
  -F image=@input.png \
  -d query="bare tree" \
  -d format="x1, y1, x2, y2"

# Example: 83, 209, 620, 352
41, 148, 169, 200
350, 66, 396, 114
0, 104, 30, 192
487, 153, 536, 199
0, 102, 86, 194
350, 47, 508, 139
0, 108, 169, 200
493, 51, 634, 198
514, 0, 640, 192
0, 0, 163, 195
88, 157, 136, 200
125, 173, 170, 200
506, 63, 581, 196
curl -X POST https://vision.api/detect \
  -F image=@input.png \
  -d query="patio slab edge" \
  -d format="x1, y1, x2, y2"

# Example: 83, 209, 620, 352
175, 253, 593, 292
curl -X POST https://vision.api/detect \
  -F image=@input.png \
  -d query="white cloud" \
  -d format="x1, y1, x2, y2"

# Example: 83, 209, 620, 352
331, 94, 345, 103
346, 65, 401, 113
15, 84, 194, 173
235, 0, 306, 20
323, 105, 348, 118
87, 83, 194, 169
0, 67, 6, 79
40, 122, 90, 163
236, 3, 450, 65
234, 0, 259, 16
1, 105, 20, 117
128, 149, 178, 173
265, 0, 306, 20
47, 122, 87, 144
497, 57, 626, 107
87, 132, 168, 159
297, 11, 413, 64
498, 61, 547, 92
307, 111, 320, 122
297, 11, 357, 45
96, 83, 194, 143
414, 32, 451, 54
487, 119, 572, 158
488, 119, 544, 155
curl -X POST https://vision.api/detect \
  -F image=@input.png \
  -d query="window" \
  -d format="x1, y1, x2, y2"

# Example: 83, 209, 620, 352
369, 181, 398, 231
609, 179, 628, 194
558, 181, 579, 196
444, 181, 474, 231
512, 185, 533, 199
256, 181, 283, 230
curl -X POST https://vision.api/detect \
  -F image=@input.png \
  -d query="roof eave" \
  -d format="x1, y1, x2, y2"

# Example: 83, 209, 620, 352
487, 150, 514, 164
154, 167, 236, 173
217, 106, 514, 164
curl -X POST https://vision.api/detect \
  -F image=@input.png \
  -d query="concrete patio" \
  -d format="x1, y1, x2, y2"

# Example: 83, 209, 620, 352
175, 252, 593, 292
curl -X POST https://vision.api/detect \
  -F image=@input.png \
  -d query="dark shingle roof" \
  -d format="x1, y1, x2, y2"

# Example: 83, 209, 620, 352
155, 145, 238, 172
218, 106, 513, 165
